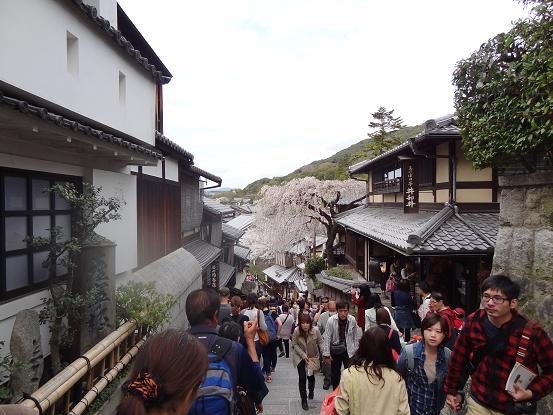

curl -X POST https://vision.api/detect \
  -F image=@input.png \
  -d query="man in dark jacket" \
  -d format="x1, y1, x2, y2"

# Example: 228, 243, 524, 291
186, 288, 267, 412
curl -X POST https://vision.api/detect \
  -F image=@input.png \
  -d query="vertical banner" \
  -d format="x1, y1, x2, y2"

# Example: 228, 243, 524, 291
403, 159, 419, 213
209, 261, 220, 289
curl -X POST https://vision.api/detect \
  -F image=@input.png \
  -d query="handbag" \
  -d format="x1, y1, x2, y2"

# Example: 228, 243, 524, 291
257, 309, 269, 346
320, 386, 340, 415
330, 342, 347, 355
385, 275, 396, 292
307, 356, 321, 373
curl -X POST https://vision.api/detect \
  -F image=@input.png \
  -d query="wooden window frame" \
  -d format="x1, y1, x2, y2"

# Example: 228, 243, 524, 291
1, 167, 81, 301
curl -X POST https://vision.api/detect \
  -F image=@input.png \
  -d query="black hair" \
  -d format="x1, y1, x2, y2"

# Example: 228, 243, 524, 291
430, 291, 449, 305
246, 292, 258, 308
348, 327, 400, 386
185, 288, 220, 326
367, 293, 382, 309
359, 285, 372, 300
419, 281, 431, 294
219, 321, 242, 341
282, 304, 289, 312
421, 314, 449, 345
481, 274, 521, 300
336, 301, 349, 311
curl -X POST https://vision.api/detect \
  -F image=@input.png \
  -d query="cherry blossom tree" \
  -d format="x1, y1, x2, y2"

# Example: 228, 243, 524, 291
243, 177, 365, 267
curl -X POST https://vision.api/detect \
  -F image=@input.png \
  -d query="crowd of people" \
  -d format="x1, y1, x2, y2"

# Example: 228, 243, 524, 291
113, 274, 553, 415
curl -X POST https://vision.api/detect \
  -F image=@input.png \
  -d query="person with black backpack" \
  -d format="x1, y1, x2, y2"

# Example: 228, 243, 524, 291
186, 288, 267, 415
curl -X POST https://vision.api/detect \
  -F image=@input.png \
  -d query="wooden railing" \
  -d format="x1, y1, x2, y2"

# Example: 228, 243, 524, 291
372, 177, 402, 194
19, 321, 147, 415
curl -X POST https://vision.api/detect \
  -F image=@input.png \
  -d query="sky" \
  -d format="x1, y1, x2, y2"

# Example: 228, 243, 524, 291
117, 0, 528, 189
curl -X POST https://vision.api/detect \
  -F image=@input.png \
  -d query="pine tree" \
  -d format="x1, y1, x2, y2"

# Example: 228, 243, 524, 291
366, 107, 405, 155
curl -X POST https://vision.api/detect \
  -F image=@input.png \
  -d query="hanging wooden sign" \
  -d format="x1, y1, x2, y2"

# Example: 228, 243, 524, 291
403, 159, 419, 214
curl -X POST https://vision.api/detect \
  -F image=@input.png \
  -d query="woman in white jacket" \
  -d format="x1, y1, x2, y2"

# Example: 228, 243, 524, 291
364, 293, 398, 332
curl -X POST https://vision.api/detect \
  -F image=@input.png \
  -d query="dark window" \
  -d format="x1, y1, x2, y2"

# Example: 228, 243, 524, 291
1, 168, 80, 301
373, 163, 402, 194
418, 156, 435, 188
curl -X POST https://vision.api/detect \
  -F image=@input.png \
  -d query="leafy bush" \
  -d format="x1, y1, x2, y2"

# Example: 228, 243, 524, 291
453, 0, 553, 169
326, 267, 353, 280
305, 256, 326, 277
116, 282, 177, 331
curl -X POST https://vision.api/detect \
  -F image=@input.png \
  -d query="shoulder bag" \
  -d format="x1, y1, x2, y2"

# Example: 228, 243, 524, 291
257, 309, 269, 346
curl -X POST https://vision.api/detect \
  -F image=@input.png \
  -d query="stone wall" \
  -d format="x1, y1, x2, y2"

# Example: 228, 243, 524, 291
492, 171, 553, 414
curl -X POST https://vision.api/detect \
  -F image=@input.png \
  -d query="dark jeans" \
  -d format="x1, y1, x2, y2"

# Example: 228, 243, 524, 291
262, 341, 278, 375
282, 339, 290, 357
330, 351, 350, 389
297, 360, 315, 400
399, 328, 411, 342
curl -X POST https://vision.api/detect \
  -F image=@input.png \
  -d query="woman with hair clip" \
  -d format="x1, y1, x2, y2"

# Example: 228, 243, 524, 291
116, 329, 208, 415
397, 314, 453, 415
335, 326, 409, 415
291, 313, 324, 411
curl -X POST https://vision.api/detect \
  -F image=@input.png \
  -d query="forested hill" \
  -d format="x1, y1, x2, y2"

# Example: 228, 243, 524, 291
240, 124, 423, 196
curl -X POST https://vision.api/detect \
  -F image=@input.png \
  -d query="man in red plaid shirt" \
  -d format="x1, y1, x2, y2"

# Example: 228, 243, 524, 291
444, 275, 553, 414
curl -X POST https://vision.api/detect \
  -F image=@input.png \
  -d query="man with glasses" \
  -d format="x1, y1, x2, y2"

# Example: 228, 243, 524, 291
444, 275, 553, 414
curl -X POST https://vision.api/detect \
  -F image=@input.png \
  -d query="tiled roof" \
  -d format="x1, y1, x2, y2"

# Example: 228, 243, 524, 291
263, 265, 300, 284
222, 223, 244, 240
316, 272, 356, 294
72, 0, 171, 83
0, 91, 162, 160
336, 205, 498, 255
219, 261, 236, 288
234, 245, 251, 261
191, 166, 222, 183
349, 114, 459, 174
155, 131, 194, 161
183, 239, 221, 269
226, 215, 254, 231
203, 199, 234, 216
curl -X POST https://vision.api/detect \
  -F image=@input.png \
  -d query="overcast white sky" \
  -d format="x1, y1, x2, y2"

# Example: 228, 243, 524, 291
118, 0, 527, 189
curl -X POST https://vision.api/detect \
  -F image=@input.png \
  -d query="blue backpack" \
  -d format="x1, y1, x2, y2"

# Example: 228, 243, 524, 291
265, 313, 278, 342
189, 337, 235, 415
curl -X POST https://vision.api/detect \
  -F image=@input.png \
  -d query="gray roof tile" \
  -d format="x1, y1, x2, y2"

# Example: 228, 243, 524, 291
219, 261, 236, 288
222, 223, 245, 240
183, 239, 221, 269
336, 205, 498, 255
203, 199, 234, 216
234, 245, 251, 261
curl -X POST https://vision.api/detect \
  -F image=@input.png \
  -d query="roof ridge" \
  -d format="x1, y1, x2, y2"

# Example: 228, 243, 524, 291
71, 0, 171, 83
454, 208, 495, 247
407, 205, 454, 245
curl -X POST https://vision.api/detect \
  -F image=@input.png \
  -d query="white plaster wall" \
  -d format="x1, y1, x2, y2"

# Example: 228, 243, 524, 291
93, 169, 137, 274
0, 290, 53, 360
0, 0, 156, 144
0, 153, 85, 177
142, 162, 163, 178
165, 158, 179, 182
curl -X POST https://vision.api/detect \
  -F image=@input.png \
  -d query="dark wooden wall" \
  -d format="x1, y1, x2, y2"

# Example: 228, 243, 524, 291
137, 175, 181, 268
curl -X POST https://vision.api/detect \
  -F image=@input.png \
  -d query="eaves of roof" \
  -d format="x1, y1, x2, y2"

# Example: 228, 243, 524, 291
0, 91, 162, 160
222, 223, 245, 240
189, 165, 222, 184
155, 131, 194, 161
72, 0, 171, 83
336, 204, 497, 256
183, 239, 221, 270
234, 245, 251, 261
349, 114, 459, 175
219, 261, 236, 288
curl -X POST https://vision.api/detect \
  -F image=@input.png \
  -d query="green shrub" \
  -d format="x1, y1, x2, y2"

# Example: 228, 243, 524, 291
116, 281, 177, 332
305, 256, 326, 277
326, 267, 353, 280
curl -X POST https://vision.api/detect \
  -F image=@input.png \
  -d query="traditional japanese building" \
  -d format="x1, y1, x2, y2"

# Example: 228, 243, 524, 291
337, 115, 498, 312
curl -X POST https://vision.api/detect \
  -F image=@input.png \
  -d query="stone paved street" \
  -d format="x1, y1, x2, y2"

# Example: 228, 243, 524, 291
261, 355, 327, 415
